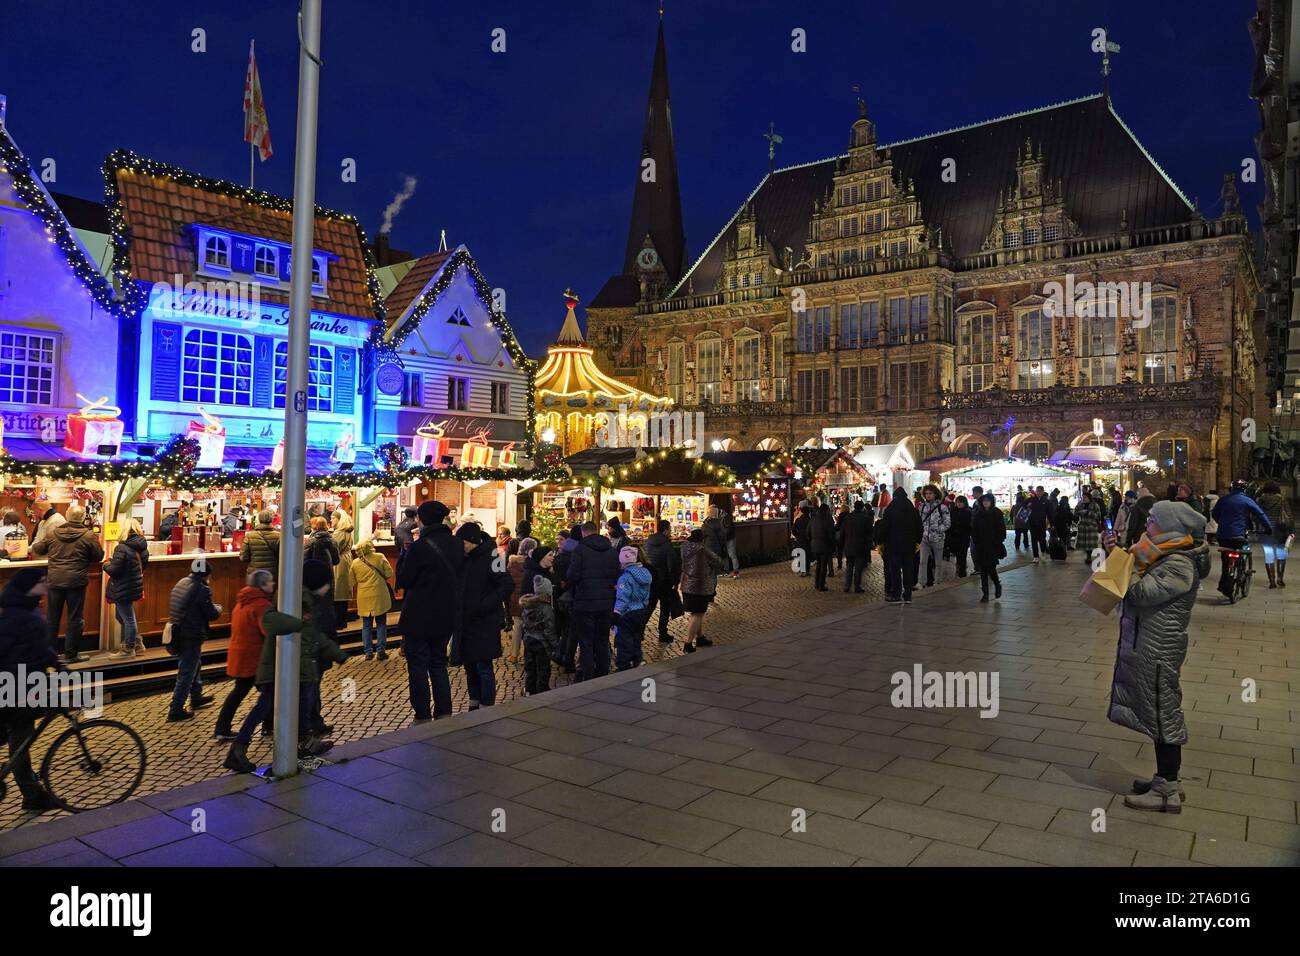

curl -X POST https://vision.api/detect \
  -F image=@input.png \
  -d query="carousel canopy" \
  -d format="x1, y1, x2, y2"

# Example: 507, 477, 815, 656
535, 292, 672, 414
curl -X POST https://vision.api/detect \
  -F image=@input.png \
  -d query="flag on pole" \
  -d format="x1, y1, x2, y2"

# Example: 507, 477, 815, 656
243, 40, 272, 161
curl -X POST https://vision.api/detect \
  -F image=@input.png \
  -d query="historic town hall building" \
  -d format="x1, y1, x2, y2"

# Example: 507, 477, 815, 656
586, 23, 1260, 492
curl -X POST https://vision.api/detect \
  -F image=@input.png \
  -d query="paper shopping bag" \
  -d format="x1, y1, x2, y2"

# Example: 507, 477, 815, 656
1078, 546, 1135, 616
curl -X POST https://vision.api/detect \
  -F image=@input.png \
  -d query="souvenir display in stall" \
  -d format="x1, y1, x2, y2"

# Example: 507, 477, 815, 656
660, 494, 707, 531
732, 477, 789, 522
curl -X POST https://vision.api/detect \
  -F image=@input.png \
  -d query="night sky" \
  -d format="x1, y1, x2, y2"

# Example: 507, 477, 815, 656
0, 1, 1261, 356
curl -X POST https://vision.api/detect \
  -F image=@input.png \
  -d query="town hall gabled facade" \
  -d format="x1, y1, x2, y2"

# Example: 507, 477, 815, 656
586, 27, 1260, 493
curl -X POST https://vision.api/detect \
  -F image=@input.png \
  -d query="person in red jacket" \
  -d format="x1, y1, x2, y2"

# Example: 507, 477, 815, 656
214, 569, 274, 742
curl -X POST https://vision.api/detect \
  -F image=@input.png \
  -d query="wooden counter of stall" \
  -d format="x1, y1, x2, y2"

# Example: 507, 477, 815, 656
0, 558, 104, 643
0, 540, 405, 652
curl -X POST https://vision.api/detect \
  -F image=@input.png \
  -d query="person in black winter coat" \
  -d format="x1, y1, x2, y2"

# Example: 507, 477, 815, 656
1028, 487, 1051, 562
454, 523, 513, 709
552, 525, 584, 672
947, 496, 973, 578
792, 503, 812, 577
874, 490, 923, 603
394, 507, 419, 549
104, 520, 150, 657
1052, 497, 1074, 551
642, 520, 681, 643
165, 562, 221, 722
809, 502, 837, 592
839, 501, 875, 593
396, 500, 463, 720
566, 522, 621, 681
521, 546, 552, 598
0, 569, 60, 809
971, 493, 1007, 601
305, 516, 339, 569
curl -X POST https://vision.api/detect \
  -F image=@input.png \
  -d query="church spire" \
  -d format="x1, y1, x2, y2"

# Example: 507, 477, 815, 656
622, 14, 687, 288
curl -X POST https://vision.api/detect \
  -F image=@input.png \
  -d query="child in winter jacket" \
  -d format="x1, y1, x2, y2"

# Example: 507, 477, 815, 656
519, 575, 558, 695
613, 546, 653, 670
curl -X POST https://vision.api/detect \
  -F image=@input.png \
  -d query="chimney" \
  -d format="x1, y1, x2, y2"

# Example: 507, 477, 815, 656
374, 231, 390, 265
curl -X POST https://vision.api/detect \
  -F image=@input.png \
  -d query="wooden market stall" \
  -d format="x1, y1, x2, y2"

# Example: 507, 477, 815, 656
940, 458, 1082, 511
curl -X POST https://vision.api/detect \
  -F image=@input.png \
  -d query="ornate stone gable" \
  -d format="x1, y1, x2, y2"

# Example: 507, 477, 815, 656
981, 139, 1081, 251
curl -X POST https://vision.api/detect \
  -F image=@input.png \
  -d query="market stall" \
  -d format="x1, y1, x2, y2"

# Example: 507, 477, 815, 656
533, 447, 738, 546
940, 458, 1081, 511
852, 442, 929, 496
789, 447, 874, 509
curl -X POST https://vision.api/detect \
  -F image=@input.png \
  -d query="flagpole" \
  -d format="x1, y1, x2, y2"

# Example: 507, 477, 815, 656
272, 0, 322, 780
250, 141, 255, 190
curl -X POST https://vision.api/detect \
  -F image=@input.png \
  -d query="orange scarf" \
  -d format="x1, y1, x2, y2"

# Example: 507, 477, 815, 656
1130, 532, 1194, 576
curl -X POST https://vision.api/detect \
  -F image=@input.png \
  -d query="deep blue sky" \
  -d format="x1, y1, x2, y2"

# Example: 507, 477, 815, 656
1, 1, 1261, 356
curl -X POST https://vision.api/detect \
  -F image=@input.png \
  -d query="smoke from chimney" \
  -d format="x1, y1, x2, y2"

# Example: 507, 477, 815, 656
379, 175, 418, 235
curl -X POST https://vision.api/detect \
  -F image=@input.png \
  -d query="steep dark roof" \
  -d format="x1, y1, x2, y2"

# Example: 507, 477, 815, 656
50, 191, 109, 233
589, 273, 641, 309
674, 94, 1195, 297
594, 20, 688, 311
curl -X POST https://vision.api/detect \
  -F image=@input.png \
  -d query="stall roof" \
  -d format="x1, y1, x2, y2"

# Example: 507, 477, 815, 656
797, 446, 872, 475
563, 447, 642, 470
701, 451, 782, 478
853, 442, 915, 470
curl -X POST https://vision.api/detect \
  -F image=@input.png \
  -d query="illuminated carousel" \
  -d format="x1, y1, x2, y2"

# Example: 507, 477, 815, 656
533, 289, 672, 455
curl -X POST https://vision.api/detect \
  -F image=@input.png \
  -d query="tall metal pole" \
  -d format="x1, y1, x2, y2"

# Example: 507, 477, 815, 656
273, 0, 322, 779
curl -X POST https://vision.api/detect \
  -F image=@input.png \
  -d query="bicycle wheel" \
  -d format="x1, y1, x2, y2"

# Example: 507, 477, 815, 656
40, 719, 146, 813
1238, 563, 1252, 600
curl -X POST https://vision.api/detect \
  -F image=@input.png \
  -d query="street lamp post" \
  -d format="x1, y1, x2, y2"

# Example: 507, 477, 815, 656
272, 0, 323, 779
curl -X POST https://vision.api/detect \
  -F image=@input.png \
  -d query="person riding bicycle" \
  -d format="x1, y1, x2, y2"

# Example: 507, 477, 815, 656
0, 569, 60, 811
1211, 481, 1272, 599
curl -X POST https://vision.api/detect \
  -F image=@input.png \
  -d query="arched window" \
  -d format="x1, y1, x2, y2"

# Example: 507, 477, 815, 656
203, 234, 230, 269
183, 329, 252, 406
254, 245, 277, 277
771, 326, 788, 401
1141, 296, 1179, 384
696, 336, 722, 404
1015, 307, 1054, 388
1078, 297, 1118, 385
666, 341, 685, 404
734, 332, 760, 402
957, 311, 995, 392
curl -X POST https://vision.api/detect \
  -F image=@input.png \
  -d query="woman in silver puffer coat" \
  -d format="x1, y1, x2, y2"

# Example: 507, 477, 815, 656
1104, 499, 1209, 814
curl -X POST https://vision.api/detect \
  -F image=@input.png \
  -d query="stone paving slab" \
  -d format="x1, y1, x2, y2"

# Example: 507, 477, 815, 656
1, 550, 1296, 866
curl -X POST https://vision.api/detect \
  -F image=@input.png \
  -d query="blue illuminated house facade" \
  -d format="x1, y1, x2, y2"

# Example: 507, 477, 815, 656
107, 152, 383, 468
0, 98, 123, 456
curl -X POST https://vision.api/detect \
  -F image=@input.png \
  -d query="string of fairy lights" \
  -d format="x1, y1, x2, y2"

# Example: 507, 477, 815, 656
378, 246, 539, 458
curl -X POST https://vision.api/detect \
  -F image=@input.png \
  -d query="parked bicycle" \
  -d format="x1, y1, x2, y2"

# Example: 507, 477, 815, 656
0, 705, 146, 813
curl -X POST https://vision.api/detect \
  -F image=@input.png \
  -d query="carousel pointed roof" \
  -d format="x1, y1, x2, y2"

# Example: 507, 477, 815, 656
535, 289, 672, 413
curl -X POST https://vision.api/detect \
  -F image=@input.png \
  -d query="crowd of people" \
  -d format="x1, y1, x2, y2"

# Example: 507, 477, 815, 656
0, 470, 1291, 811
791, 483, 1007, 604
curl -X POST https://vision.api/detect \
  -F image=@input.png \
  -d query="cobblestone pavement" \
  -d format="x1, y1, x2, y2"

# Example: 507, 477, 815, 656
1, 547, 1295, 866
0, 556, 900, 830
